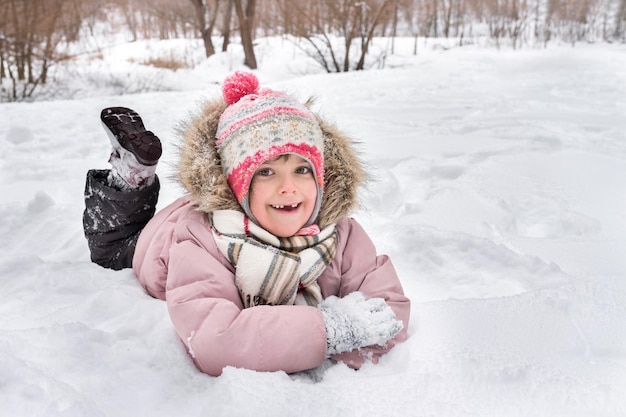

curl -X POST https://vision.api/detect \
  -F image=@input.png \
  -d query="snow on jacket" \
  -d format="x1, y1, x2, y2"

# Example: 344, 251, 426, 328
132, 95, 411, 376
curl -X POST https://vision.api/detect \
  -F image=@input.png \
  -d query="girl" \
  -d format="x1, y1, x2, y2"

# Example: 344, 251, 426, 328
83, 71, 410, 377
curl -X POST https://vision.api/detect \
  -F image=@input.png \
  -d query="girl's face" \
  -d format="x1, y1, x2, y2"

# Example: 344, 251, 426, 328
249, 154, 318, 237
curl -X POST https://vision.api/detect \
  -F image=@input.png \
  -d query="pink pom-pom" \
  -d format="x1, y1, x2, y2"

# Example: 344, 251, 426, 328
222, 71, 260, 105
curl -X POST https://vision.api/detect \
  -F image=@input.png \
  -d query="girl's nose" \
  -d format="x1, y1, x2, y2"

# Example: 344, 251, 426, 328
278, 174, 297, 194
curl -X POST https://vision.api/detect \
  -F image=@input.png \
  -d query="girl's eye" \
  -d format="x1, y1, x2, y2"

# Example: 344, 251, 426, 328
295, 166, 311, 175
255, 167, 274, 177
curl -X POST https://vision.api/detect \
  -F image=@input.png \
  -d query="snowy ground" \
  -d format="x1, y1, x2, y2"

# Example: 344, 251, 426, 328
1, 37, 626, 417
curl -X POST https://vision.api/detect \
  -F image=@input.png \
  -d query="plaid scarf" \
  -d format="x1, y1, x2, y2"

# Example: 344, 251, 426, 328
210, 210, 337, 308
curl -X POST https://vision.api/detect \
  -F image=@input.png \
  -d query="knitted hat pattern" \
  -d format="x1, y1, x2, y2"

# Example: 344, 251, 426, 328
216, 71, 325, 226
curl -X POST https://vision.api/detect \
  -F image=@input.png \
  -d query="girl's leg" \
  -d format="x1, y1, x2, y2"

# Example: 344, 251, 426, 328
83, 107, 162, 270
83, 170, 159, 269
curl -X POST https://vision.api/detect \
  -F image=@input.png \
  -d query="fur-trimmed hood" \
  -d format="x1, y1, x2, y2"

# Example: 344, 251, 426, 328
175, 95, 366, 228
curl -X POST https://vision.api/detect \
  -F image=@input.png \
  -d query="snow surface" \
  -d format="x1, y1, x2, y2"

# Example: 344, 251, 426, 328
1, 37, 626, 417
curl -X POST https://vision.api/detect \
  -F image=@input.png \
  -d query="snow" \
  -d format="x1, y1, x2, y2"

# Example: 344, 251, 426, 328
1, 37, 626, 416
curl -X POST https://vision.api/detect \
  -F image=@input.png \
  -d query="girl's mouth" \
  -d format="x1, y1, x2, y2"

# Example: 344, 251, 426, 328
270, 203, 300, 212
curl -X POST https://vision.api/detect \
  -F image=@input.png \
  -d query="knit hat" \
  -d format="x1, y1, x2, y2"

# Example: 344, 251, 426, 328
216, 71, 325, 227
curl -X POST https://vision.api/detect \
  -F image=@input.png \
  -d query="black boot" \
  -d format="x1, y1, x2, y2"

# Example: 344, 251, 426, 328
101, 107, 162, 166
101, 107, 162, 189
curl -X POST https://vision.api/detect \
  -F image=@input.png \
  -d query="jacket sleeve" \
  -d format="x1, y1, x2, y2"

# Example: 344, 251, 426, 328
164, 217, 328, 377
329, 218, 411, 368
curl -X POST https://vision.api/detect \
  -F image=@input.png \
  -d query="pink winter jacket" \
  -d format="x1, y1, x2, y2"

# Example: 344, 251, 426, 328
133, 196, 410, 377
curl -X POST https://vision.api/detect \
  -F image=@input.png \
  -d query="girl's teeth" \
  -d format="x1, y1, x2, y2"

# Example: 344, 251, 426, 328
272, 204, 298, 209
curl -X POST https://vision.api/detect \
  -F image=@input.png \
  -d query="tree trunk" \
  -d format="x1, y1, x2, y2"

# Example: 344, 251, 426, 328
391, 0, 398, 54
221, 0, 233, 52
616, 0, 626, 39
202, 28, 216, 57
190, 0, 216, 58
356, 0, 393, 71
233, 0, 257, 69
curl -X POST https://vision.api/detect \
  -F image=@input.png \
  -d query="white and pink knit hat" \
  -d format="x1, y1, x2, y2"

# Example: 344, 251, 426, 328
216, 71, 325, 226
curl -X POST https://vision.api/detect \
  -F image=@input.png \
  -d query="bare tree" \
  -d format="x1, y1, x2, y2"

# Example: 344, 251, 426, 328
145, 0, 195, 40
355, 0, 396, 70
616, 0, 626, 39
4, 0, 626, 102
1, 0, 82, 101
272, 0, 341, 72
233, 0, 257, 69
189, 0, 220, 57
430, 0, 440, 36
0, 2, 6, 80
220, 0, 234, 51
279, 0, 398, 72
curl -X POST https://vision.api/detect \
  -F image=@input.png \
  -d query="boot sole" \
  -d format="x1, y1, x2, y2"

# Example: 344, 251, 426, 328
101, 107, 162, 166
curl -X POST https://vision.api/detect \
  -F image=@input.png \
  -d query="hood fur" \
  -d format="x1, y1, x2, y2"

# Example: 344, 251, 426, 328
175, 96, 366, 228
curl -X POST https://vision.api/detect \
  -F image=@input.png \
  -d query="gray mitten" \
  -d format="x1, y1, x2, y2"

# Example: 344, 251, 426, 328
319, 291, 403, 355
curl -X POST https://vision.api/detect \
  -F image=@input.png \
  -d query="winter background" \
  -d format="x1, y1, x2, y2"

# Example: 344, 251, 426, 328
1, 34, 626, 417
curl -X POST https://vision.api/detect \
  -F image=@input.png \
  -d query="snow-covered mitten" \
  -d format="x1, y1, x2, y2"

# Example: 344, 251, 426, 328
101, 107, 162, 190
319, 291, 403, 356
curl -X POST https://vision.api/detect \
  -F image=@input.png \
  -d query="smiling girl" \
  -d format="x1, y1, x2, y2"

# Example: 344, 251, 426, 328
83, 71, 410, 378
250, 154, 319, 237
